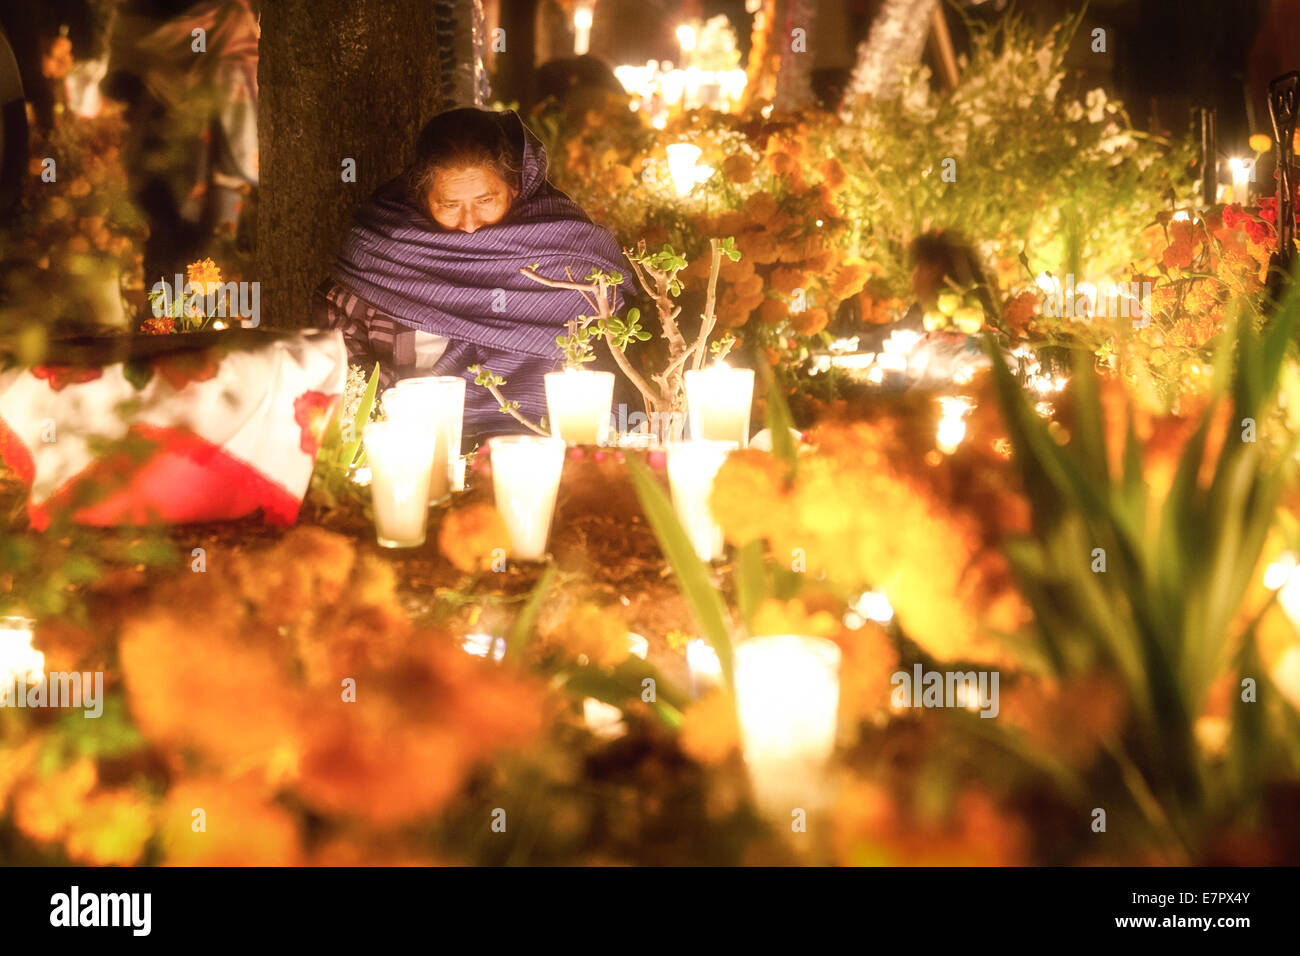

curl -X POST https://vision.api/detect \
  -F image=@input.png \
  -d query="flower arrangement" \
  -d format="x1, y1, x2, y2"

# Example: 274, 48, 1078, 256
142, 258, 232, 333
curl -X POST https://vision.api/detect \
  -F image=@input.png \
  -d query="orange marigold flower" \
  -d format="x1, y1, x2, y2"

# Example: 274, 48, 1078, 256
13, 758, 98, 845
791, 307, 829, 336
722, 153, 755, 184
63, 789, 154, 866
140, 315, 175, 334
160, 777, 302, 866
186, 257, 223, 297
438, 502, 511, 574
828, 261, 869, 300
817, 157, 847, 190
757, 297, 787, 324
1002, 290, 1041, 334
679, 691, 740, 766
745, 192, 779, 222
768, 266, 806, 296
767, 150, 800, 179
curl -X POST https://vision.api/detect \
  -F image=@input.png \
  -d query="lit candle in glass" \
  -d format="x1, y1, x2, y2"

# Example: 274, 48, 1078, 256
666, 142, 703, 196
573, 2, 593, 55
684, 363, 753, 446
665, 440, 736, 562
489, 436, 566, 562
733, 634, 842, 812
544, 369, 615, 445
0, 616, 44, 702
1228, 156, 1253, 205
362, 420, 438, 548
686, 638, 723, 698
386, 375, 466, 502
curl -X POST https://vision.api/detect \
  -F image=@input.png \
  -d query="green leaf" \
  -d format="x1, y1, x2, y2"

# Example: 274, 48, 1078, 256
626, 456, 735, 687
763, 370, 797, 468
734, 539, 767, 631
122, 360, 153, 391
505, 564, 556, 663
558, 660, 689, 730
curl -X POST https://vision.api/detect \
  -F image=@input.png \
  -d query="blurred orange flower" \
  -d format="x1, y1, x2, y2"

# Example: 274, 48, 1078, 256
438, 502, 511, 574
722, 153, 754, 184
680, 691, 740, 765
791, 307, 829, 336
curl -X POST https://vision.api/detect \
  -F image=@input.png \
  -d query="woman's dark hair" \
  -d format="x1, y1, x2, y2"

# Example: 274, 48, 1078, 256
405, 107, 522, 201
907, 229, 998, 319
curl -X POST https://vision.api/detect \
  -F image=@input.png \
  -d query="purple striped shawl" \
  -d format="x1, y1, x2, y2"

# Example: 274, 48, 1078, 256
332, 110, 636, 359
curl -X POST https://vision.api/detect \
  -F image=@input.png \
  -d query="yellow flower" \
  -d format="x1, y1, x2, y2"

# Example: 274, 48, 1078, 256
711, 449, 792, 546
749, 597, 839, 638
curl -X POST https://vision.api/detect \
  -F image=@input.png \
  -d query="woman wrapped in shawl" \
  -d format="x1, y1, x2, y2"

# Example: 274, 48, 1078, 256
314, 107, 637, 444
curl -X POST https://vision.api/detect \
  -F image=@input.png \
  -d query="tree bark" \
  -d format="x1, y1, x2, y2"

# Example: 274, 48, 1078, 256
257, 0, 448, 327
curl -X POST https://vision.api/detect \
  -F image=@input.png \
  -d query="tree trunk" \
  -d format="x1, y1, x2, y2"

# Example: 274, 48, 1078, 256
258, 0, 452, 327
774, 0, 816, 111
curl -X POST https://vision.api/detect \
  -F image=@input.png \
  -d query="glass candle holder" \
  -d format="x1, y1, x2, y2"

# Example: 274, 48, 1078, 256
685, 363, 754, 446
733, 634, 842, 813
544, 369, 615, 445
666, 440, 736, 562
488, 436, 566, 562
362, 420, 437, 548
386, 376, 466, 502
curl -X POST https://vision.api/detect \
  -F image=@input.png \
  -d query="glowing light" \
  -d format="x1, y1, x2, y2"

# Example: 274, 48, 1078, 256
1265, 552, 1298, 591
936, 396, 974, 454
676, 24, 697, 52
0, 617, 44, 694
1228, 156, 1254, 204
853, 590, 894, 623
733, 635, 841, 814
626, 632, 649, 660
666, 142, 704, 196
460, 632, 506, 662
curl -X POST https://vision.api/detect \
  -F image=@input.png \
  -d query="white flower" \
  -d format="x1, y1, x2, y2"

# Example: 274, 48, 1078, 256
1085, 87, 1108, 123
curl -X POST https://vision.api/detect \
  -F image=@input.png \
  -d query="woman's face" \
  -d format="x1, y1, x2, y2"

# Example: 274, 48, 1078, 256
426, 165, 516, 233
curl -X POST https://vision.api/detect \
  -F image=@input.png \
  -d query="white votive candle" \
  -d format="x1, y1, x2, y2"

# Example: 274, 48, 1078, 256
665, 440, 736, 562
387, 375, 466, 502
544, 369, 615, 445
685, 363, 754, 446
489, 436, 566, 561
0, 617, 44, 700
733, 634, 842, 812
362, 420, 437, 548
